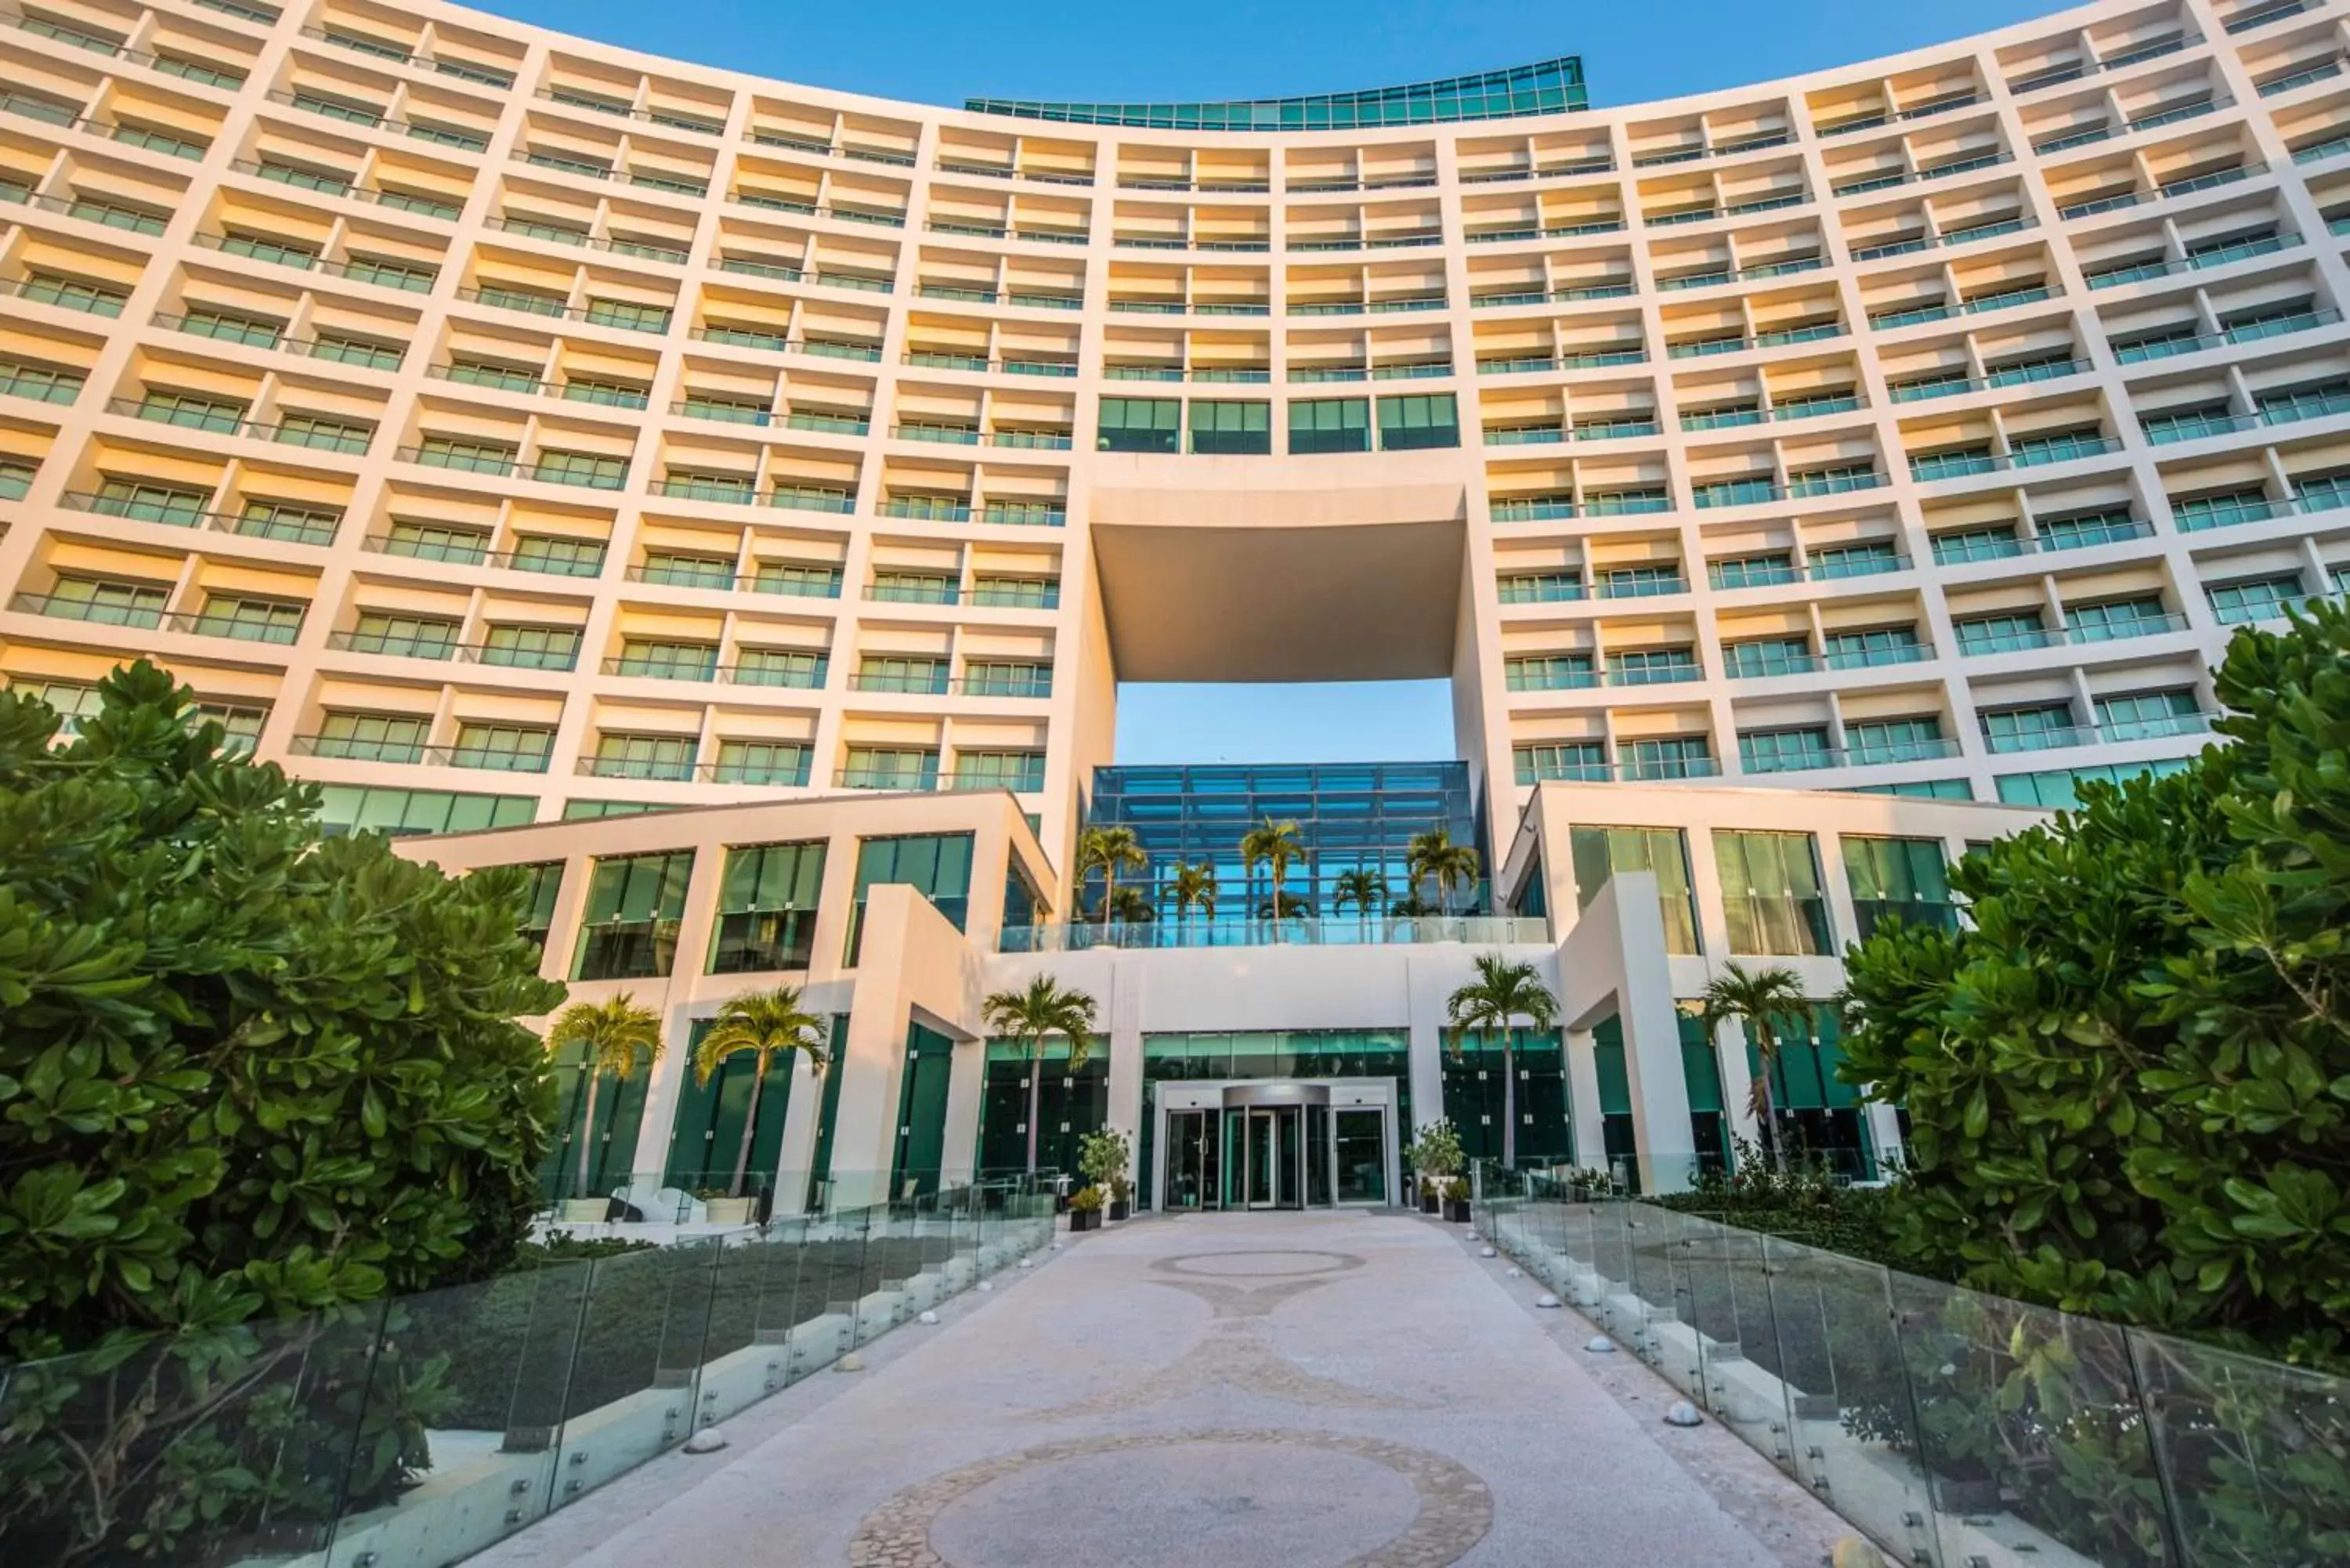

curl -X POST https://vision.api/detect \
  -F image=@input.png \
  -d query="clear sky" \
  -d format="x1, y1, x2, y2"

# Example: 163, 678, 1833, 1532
472, 0, 2067, 765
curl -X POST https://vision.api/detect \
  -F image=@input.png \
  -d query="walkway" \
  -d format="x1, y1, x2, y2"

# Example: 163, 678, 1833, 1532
474, 1211, 1852, 1568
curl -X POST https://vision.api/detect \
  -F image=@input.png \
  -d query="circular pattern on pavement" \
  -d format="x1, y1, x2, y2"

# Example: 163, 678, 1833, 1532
847, 1429, 1492, 1568
1152, 1249, 1368, 1280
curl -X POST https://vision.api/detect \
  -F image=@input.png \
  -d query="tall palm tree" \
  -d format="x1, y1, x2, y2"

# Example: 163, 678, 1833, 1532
982, 974, 1100, 1175
1169, 860, 1218, 942
1239, 817, 1306, 931
1332, 867, 1388, 938
1446, 953, 1559, 1169
1699, 962, 1811, 1172
693, 985, 829, 1198
548, 995, 664, 1195
1105, 885, 1155, 926
1408, 827, 1483, 918
1077, 826, 1146, 925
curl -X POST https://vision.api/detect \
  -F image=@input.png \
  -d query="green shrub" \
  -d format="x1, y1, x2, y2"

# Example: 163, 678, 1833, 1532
1841, 602, 2350, 1371
0, 662, 565, 1563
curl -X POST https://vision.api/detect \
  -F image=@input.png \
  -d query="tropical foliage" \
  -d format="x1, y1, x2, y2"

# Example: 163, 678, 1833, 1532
0, 662, 562, 1562
982, 975, 1100, 1174
1238, 817, 1306, 923
1840, 601, 2350, 1371
548, 995, 663, 1194
1697, 962, 1811, 1172
1167, 860, 1218, 932
1331, 867, 1387, 933
1445, 955, 1559, 1167
692, 986, 829, 1197
1406, 827, 1480, 916
1076, 825, 1146, 922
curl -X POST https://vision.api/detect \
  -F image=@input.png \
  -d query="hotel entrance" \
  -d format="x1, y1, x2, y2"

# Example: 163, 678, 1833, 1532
1155, 1081, 1399, 1211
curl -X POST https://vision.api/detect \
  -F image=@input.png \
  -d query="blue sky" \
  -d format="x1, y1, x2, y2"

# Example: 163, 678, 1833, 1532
476, 0, 2063, 764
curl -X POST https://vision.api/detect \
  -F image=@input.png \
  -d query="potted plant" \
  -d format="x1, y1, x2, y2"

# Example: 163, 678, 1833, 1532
1067, 1184, 1104, 1232
1404, 1119, 1465, 1215
699, 1186, 755, 1225
1078, 1128, 1133, 1221
1442, 1176, 1473, 1225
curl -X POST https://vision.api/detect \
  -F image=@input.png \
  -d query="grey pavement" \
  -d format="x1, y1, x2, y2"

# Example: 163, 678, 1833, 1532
472, 1210, 1855, 1568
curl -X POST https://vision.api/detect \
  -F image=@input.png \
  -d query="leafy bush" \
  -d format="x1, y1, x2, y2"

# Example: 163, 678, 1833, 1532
1404, 1118, 1464, 1179
1650, 1135, 1917, 1273
1840, 602, 2350, 1371
0, 663, 565, 1563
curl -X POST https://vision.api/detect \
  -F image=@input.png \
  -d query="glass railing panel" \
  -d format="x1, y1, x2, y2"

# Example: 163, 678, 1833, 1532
324, 1264, 591, 1566
1891, 1273, 2167, 1567
547, 1242, 720, 1505
2130, 1329, 2350, 1563
1759, 1236, 1943, 1567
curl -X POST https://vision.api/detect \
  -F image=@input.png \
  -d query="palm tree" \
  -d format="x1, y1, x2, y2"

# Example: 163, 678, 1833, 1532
982, 974, 1100, 1175
693, 986, 829, 1198
1105, 885, 1155, 926
1446, 953, 1559, 1169
1699, 962, 1810, 1172
1077, 826, 1147, 927
1168, 860, 1217, 942
1239, 817, 1306, 931
1332, 867, 1388, 938
1408, 827, 1483, 918
548, 995, 664, 1196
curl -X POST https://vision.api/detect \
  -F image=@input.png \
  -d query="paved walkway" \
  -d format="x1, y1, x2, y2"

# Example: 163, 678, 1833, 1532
475, 1211, 1852, 1568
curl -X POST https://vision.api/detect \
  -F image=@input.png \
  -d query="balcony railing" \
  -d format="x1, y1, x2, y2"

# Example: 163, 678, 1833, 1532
1000, 915, 1552, 952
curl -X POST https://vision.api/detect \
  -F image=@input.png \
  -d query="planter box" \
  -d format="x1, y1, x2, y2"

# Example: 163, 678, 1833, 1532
559, 1198, 609, 1223
1419, 1190, 1441, 1214
702, 1197, 754, 1224
1069, 1209, 1102, 1232
1108, 1199, 1130, 1223
1934, 1476, 2002, 1515
1444, 1199, 1473, 1224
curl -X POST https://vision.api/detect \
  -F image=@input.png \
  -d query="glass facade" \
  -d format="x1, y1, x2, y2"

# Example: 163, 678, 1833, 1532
1841, 836, 1957, 940
1441, 1028, 1571, 1165
1076, 761, 1485, 932
1714, 829, 1835, 956
967, 56, 1588, 130
708, 840, 826, 974
1568, 826, 1700, 952
573, 850, 695, 980
977, 1037, 1109, 1180
1138, 1028, 1413, 1211
848, 833, 974, 961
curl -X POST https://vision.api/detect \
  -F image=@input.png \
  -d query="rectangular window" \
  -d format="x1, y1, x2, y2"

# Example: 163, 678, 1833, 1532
848, 833, 974, 961
711, 739, 812, 785
1189, 399, 1272, 454
1504, 654, 1596, 691
590, 732, 697, 780
2066, 595, 2172, 641
1376, 393, 1460, 450
614, 641, 720, 681
1713, 829, 1834, 955
1842, 836, 1955, 940
954, 750, 1047, 790
1605, 646, 1701, 685
574, 850, 696, 981
347, 612, 459, 659
730, 649, 827, 688
1569, 826, 1699, 952
315, 785, 533, 837
1289, 397, 1372, 453
1722, 638, 1813, 679
1621, 735, 1712, 779
195, 595, 305, 644
1738, 725, 1832, 774
1708, 552, 1796, 590
381, 520, 491, 563
1954, 611, 2048, 655
1845, 716, 1946, 764
479, 623, 582, 670
1097, 396, 1180, 453
1982, 703, 2078, 753
2095, 687, 2201, 739
2207, 573, 2304, 624
530, 450, 628, 489
1514, 742, 1607, 783
751, 561, 844, 598
709, 840, 826, 974
509, 535, 606, 576
842, 745, 940, 787
313, 710, 430, 762
451, 723, 555, 771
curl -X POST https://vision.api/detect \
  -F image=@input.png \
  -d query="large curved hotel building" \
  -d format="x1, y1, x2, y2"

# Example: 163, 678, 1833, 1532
5, 0, 2343, 1209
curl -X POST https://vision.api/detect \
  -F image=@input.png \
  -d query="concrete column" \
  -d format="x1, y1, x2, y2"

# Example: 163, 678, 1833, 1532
1563, 1026, 1606, 1171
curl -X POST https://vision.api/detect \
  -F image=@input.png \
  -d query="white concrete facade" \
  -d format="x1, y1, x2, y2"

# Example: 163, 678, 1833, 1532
395, 780, 2044, 1203
2, 0, 2345, 883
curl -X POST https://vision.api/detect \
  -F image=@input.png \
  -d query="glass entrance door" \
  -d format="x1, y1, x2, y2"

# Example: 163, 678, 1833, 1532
1238, 1107, 1301, 1208
1166, 1109, 1220, 1210
1334, 1107, 1387, 1203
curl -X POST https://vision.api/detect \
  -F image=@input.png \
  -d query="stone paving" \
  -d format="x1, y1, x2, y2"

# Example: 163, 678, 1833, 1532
473, 1210, 1854, 1568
